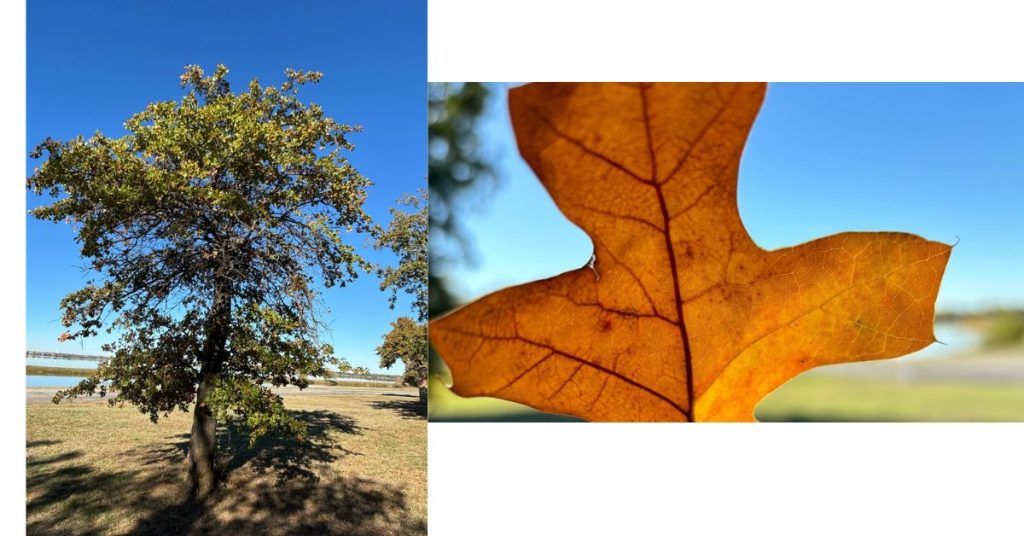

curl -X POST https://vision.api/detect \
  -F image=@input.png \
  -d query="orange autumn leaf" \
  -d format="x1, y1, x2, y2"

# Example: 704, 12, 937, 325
430, 82, 951, 422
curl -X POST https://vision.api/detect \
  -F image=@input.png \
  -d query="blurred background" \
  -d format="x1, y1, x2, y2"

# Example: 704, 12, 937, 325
428, 82, 1024, 422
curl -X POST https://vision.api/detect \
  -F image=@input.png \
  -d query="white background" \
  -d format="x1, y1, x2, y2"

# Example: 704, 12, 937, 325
2, 0, 27, 532
429, 1, 1024, 535
3, 1, 1023, 534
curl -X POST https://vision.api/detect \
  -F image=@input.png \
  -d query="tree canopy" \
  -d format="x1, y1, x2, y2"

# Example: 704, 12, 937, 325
27, 64, 373, 497
377, 316, 427, 389
376, 190, 427, 321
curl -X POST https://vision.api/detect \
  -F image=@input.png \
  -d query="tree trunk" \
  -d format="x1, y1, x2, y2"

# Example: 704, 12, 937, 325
187, 272, 231, 501
188, 366, 219, 501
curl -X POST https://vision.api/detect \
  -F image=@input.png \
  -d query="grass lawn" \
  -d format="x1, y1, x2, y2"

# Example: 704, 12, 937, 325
430, 373, 1024, 422
428, 376, 584, 422
27, 389, 426, 535
755, 374, 1024, 422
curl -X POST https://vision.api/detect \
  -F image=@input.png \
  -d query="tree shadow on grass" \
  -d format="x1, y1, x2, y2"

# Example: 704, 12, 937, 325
27, 409, 426, 536
369, 399, 426, 420
27, 439, 61, 448
145, 409, 364, 483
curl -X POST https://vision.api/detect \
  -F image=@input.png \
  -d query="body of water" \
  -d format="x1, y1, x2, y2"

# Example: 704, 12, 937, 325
26, 375, 90, 388
328, 376, 388, 383
26, 358, 99, 388
26, 357, 101, 369
907, 322, 981, 360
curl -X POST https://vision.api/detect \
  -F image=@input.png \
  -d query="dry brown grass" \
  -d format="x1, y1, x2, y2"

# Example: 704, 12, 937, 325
26, 389, 426, 535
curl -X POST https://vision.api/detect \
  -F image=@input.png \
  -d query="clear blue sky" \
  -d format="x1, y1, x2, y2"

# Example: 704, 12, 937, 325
448, 83, 1024, 312
26, 0, 425, 373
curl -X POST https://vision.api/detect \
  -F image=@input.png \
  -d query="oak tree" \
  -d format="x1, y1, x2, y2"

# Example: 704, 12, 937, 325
375, 189, 429, 402
376, 190, 427, 321
376, 316, 428, 399
27, 65, 372, 499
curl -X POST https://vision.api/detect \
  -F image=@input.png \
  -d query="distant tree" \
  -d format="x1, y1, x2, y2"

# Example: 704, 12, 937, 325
983, 310, 1024, 348
376, 317, 427, 398
426, 83, 495, 398
27, 65, 373, 500
427, 82, 494, 318
352, 366, 371, 376
376, 190, 427, 321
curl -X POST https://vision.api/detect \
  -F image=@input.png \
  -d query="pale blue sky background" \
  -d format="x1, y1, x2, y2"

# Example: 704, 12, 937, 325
445, 83, 1024, 312
26, 0, 425, 373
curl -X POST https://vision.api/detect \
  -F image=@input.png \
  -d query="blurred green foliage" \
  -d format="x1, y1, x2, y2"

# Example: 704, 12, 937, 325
983, 310, 1024, 348
427, 82, 494, 318
427, 83, 496, 412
